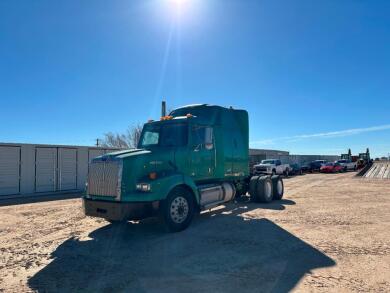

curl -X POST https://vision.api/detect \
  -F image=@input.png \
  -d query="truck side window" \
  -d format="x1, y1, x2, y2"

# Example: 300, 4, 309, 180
192, 126, 214, 150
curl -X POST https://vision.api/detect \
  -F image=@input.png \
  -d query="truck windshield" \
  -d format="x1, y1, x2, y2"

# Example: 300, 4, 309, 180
261, 160, 275, 164
139, 123, 188, 148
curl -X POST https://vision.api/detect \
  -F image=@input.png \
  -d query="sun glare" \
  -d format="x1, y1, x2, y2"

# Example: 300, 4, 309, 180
167, 0, 190, 16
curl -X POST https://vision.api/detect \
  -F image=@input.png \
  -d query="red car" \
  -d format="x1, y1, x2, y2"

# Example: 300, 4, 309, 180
320, 162, 344, 173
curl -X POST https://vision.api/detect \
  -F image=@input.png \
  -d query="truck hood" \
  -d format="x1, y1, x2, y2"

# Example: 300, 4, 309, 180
95, 148, 177, 196
94, 149, 151, 161
99, 148, 176, 174
254, 163, 275, 168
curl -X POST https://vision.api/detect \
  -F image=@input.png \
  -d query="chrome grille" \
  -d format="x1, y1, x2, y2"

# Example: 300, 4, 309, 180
88, 161, 121, 197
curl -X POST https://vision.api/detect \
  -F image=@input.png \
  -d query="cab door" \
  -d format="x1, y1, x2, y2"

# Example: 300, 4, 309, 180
190, 125, 215, 182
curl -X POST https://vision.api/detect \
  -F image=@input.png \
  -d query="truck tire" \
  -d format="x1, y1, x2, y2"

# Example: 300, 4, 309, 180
271, 175, 284, 200
251, 176, 273, 203
284, 169, 289, 177
161, 186, 195, 233
249, 176, 260, 198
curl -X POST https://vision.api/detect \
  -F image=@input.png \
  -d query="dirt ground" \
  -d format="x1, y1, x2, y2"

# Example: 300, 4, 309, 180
0, 172, 389, 293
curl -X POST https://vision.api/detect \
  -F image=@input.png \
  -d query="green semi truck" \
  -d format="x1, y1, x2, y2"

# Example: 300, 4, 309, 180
83, 104, 284, 232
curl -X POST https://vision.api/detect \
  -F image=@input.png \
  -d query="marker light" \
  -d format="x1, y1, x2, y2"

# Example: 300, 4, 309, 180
160, 115, 174, 121
136, 183, 151, 192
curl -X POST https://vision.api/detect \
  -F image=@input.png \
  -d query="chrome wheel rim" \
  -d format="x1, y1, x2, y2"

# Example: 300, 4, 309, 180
170, 196, 189, 224
265, 181, 272, 199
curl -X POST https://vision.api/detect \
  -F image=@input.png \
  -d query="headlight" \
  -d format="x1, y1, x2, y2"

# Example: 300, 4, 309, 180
136, 183, 151, 192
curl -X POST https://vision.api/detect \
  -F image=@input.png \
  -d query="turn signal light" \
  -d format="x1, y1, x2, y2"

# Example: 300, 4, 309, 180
149, 172, 157, 180
186, 113, 193, 118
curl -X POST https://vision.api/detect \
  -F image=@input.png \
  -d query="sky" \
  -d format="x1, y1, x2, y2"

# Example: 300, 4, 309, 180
0, 0, 389, 157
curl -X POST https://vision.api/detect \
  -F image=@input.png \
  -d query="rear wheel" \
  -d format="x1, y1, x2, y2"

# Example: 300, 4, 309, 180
249, 176, 259, 197
251, 176, 273, 203
271, 175, 284, 200
161, 186, 195, 232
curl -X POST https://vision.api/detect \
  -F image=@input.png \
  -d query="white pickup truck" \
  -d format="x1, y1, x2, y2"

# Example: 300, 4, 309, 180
253, 159, 291, 176
336, 159, 357, 171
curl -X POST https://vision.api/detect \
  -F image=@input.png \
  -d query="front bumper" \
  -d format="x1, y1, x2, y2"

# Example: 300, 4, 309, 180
254, 169, 272, 175
82, 197, 159, 221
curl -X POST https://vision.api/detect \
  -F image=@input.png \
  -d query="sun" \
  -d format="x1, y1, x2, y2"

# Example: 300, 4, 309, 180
170, 0, 187, 4
168, 0, 189, 11
159, 0, 200, 24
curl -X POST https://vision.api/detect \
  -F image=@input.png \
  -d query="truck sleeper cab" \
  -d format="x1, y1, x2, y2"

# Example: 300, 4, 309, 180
83, 104, 284, 232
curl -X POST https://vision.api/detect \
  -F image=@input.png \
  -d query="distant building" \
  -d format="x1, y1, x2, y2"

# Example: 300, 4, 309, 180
249, 148, 340, 168
0, 142, 118, 198
249, 149, 289, 167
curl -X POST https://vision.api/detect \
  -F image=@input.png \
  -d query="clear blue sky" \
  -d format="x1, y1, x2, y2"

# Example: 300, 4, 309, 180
1, 0, 389, 157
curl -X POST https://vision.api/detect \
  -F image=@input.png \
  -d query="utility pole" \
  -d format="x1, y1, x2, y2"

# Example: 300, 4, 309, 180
96, 138, 100, 147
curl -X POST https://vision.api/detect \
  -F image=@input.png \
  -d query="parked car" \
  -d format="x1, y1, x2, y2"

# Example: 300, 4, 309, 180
320, 162, 344, 173
336, 159, 357, 171
253, 159, 291, 176
302, 160, 327, 173
289, 163, 303, 175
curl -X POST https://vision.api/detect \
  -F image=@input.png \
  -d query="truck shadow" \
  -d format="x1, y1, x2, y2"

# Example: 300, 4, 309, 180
236, 197, 296, 211
28, 202, 334, 293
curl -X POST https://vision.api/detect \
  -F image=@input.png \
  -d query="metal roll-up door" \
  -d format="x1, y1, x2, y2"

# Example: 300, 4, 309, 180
58, 148, 77, 191
0, 146, 20, 196
35, 148, 57, 193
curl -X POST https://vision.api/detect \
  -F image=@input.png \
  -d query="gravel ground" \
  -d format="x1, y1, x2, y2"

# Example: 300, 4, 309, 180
0, 172, 389, 292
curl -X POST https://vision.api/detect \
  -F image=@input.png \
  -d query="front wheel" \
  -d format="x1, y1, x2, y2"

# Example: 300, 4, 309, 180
161, 186, 195, 233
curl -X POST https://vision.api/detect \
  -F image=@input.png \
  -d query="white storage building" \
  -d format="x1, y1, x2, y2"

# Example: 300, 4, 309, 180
0, 143, 118, 198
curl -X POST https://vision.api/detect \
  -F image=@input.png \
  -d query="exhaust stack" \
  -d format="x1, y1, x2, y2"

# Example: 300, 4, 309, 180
161, 101, 166, 117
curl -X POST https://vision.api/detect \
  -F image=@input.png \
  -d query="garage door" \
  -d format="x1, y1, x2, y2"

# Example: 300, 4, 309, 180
58, 148, 77, 191
0, 146, 20, 196
35, 148, 57, 193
